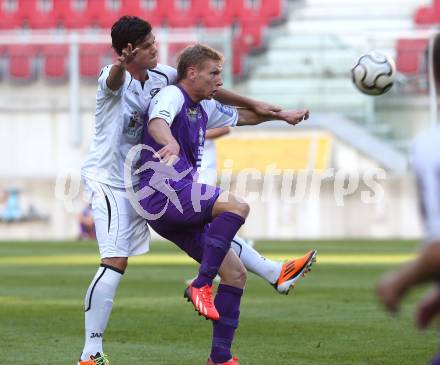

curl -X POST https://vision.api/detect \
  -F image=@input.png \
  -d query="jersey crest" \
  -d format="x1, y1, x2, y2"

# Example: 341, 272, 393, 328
187, 107, 200, 122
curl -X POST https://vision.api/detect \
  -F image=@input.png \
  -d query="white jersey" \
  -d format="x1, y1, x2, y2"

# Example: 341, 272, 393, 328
81, 63, 177, 188
199, 139, 218, 185
412, 124, 440, 244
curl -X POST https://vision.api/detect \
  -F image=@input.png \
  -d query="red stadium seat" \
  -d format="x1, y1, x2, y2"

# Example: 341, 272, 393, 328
135, 0, 163, 27
233, 0, 284, 26
20, 0, 58, 29
162, 0, 200, 28
94, 0, 127, 29
395, 38, 428, 75
233, 0, 268, 24
55, 0, 99, 29
0, 0, 23, 29
414, 6, 440, 25
198, 0, 239, 27
263, 0, 283, 20
232, 37, 247, 75
42, 44, 69, 80
6, 45, 39, 81
167, 42, 190, 67
80, 44, 112, 79
240, 19, 264, 49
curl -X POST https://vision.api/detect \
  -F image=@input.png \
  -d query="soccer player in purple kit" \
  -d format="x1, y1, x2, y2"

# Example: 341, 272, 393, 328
138, 44, 312, 365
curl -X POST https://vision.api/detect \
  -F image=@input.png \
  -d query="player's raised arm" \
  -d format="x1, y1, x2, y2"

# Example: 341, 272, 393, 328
107, 43, 139, 91
215, 88, 282, 118
236, 107, 309, 126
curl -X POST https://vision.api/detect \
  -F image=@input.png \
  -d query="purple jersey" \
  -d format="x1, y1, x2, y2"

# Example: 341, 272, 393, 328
139, 85, 237, 192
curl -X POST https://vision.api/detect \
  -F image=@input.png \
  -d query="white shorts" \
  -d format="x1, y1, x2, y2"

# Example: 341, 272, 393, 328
82, 177, 151, 258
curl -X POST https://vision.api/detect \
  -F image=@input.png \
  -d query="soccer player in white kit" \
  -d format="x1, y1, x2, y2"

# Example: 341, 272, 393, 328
198, 127, 230, 186
78, 16, 316, 365
377, 34, 440, 365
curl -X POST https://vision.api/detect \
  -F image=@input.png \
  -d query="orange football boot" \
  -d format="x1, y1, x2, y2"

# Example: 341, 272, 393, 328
274, 249, 317, 294
184, 283, 220, 321
206, 356, 239, 365
78, 352, 109, 365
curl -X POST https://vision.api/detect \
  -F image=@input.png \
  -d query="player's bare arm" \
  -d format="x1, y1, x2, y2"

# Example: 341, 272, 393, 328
415, 287, 440, 329
215, 88, 281, 117
148, 118, 180, 162
205, 127, 230, 139
106, 43, 139, 91
236, 108, 309, 126
377, 241, 440, 313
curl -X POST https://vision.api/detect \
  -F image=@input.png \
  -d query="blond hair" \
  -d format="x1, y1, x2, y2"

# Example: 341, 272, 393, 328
176, 43, 224, 82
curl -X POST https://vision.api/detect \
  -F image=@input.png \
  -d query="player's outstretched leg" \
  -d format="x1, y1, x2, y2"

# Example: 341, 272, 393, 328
231, 235, 317, 294
78, 264, 123, 365
206, 250, 245, 365
273, 250, 317, 294
230, 235, 281, 283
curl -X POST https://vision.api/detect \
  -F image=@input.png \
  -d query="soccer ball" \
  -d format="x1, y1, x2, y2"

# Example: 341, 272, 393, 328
351, 51, 396, 96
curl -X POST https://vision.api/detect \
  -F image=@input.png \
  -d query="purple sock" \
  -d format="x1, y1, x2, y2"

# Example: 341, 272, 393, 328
192, 212, 245, 288
210, 284, 243, 363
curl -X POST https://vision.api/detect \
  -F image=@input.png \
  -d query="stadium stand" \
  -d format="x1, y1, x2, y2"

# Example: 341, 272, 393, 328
234, 0, 431, 151
414, 0, 440, 25
393, 1, 439, 79
0, 0, 285, 79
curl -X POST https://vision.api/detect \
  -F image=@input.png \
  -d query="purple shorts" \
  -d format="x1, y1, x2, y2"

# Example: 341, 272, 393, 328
139, 181, 221, 262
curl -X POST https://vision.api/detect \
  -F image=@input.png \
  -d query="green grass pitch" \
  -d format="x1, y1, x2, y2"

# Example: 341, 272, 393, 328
0, 239, 437, 365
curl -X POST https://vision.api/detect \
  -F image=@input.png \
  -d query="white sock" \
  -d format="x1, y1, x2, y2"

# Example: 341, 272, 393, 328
81, 264, 123, 359
231, 235, 282, 284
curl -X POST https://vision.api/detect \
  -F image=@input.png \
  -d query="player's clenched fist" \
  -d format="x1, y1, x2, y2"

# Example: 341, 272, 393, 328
157, 141, 180, 166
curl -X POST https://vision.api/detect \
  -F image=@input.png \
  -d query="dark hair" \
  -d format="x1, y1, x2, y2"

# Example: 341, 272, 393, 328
111, 16, 152, 56
176, 43, 224, 82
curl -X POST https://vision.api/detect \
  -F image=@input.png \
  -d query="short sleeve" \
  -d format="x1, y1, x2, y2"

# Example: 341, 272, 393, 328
97, 65, 124, 97
148, 85, 184, 126
149, 64, 178, 86
203, 100, 238, 129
